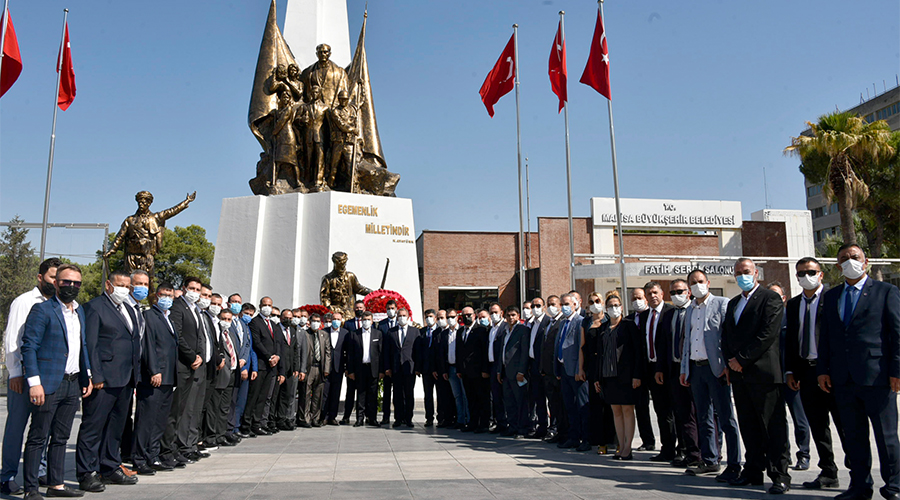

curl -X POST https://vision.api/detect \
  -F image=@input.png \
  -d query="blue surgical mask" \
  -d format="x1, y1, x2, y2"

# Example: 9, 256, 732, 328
332, 320, 341, 330
132, 286, 149, 301
156, 296, 173, 311
478, 317, 490, 327
230, 302, 241, 315
561, 305, 573, 317
241, 314, 252, 325
736, 274, 756, 292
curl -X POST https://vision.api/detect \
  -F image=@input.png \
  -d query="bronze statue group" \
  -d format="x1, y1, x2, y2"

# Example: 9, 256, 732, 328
3, 243, 899, 500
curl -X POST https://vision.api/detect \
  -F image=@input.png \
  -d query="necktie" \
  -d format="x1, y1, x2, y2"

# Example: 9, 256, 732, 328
557, 320, 570, 361
400, 327, 406, 346
313, 331, 321, 363
843, 287, 855, 327
118, 303, 134, 332
427, 328, 433, 347
801, 296, 812, 358
649, 309, 658, 359
674, 309, 685, 361
223, 329, 237, 369
266, 319, 273, 338
285, 326, 291, 345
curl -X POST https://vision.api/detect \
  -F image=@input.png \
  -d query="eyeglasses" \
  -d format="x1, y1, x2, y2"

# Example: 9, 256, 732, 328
448, 315, 457, 319
670, 289, 688, 295
591, 299, 602, 304
796, 270, 819, 277
59, 279, 81, 288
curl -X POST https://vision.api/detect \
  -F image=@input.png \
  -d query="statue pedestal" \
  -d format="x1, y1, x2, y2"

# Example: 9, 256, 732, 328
210, 191, 423, 323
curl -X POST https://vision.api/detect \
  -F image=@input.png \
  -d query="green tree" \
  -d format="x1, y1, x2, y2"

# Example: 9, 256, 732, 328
0, 217, 39, 349
785, 111, 894, 246
857, 130, 900, 281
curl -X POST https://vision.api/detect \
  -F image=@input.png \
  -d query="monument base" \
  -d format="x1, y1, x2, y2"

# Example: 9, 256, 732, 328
211, 191, 422, 322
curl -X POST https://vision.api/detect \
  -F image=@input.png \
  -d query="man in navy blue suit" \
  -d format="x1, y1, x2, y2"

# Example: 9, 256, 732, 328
21, 263, 93, 500
384, 307, 419, 427
76, 270, 142, 490
499, 306, 530, 438
377, 300, 399, 425
818, 244, 900, 500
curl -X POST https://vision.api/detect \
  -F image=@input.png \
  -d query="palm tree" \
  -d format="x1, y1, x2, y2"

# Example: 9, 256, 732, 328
785, 111, 894, 245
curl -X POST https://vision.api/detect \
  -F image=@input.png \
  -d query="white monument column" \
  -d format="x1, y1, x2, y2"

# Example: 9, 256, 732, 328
283, 0, 351, 69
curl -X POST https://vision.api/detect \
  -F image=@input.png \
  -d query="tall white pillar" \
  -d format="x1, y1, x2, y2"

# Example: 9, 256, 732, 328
283, 0, 352, 69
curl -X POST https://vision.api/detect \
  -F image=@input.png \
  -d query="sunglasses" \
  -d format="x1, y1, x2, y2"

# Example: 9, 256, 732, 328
670, 289, 688, 295
796, 270, 819, 277
59, 279, 82, 288
448, 315, 457, 319
591, 299, 602, 304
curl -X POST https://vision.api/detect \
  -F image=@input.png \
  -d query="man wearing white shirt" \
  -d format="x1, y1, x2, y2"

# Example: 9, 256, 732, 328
525, 298, 550, 438
347, 312, 381, 427
487, 303, 507, 433
1, 258, 60, 496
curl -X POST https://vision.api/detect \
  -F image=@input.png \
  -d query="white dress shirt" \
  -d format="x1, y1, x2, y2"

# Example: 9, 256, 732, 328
488, 322, 503, 363
447, 327, 458, 365
362, 328, 371, 364
734, 283, 759, 323
689, 299, 709, 361
798, 285, 823, 360
4, 287, 48, 379
529, 313, 544, 359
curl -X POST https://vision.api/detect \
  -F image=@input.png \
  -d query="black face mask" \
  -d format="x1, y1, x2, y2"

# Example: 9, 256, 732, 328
459, 316, 469, 327
355, 309, 364, 318
40, 280, 57, 297
57, 285, 80, 304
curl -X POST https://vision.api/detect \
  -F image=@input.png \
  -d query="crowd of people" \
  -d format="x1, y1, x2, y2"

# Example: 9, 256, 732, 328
1, 243, 898, 500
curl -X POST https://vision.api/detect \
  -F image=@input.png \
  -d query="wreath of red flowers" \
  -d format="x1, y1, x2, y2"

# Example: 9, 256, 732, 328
299, 304, 332, 317
363, 289, 411, 314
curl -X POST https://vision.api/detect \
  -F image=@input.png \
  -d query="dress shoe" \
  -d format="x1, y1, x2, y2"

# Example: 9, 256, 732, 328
794, 455, 810, 470
24, 491, 43, 500
252, 426, 272, 435
120, 464, 138, 476
686, 462, 721, 476
367, 420, 381, 427
45, 485, 86, 497
379, 419, 390, 427
576, 442, 592, 452
170, 459, 187, 469
558, 439, 578, 449
175, 453, 195, 465
715, 464, 741, 482
310, 421, 321, 428
424, 420, 434, 427
729, 475, 764, 487
650, 453, 676, 462
669, 454, 686, 466
326, 419, 340, 426
619, 453, 634, 461
501, 428, 517, 437
78, 472, 106, 493
880, 486, 899, 500
132, 464, 156, 475
353, 420, 364, 427
803, 475, 840, 489
101, 468, 138, 485
768, 482, 790, 494
277, 422, 293, 431
474, 427, 489, 434
405, 422, 414, 428
835, 489, 873, 500
296, 422, 311, 429
150, 461, 175, 472
238, 430, 251, 438
220, 438, 237, 447
392, 421, 403, 428
636, 443, 656, 451
455, 423, 468, 430
1, 479, 24, 495
544, 432, 561, 444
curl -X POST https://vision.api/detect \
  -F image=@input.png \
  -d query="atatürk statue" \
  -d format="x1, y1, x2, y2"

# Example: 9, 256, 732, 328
104, 191, 196, 275
320, 251, 372, 319
247, 2, 400, 197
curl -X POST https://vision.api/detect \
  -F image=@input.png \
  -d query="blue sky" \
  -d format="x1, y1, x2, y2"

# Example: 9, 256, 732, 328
1, 0, 897, 262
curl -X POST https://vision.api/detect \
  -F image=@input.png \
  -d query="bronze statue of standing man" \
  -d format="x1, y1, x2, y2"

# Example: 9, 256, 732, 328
320, 251, 372, 319
104, 191, 196, 275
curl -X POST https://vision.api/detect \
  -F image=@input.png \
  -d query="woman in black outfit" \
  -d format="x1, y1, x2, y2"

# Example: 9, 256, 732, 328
582, 292, 617, 454
593, 292, 644, 460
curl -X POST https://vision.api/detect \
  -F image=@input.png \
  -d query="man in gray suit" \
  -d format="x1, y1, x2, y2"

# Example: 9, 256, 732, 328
680, 268, 742, 481
500, 306, 530, 438
555, 293, 590, 452
299, 314, 331, 427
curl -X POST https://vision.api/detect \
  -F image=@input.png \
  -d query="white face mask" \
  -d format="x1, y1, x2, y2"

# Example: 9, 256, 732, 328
631, 299, 648, 312
523, 308, 533, 320
198, 297, 211, 310
310, 321, 321, 330
260, 305, 273, 317
798, 273, 821, 291
291, 317, 301, 326
690, 283, 709, 299
208, 304, 221, 316
437, 318, 448, 329
490, 313, 502, 324
386, 308, 397, 318
425, 316, 435, 327
298, 316, 308, 326
671, 293, 690, 308
608, 306, 623, 319
270, 316, 280, 324
398, 316, 409, 327
841, 258, 866, 280
362, 319, 372, 330
548, 305, 560, 317
110, 286, 130, 305
219, 320, 231, 329
589, 302, 603, 315
184, 290, 201, 304
533, 306, 543, 316
448, 317, 458, 327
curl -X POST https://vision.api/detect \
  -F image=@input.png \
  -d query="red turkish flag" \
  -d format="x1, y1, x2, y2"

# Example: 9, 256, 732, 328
479, 33, 516, 118
579, 8, 610, 100
548, 20, 566, 112
57, 22, 75, 110
0, 8, 22, 98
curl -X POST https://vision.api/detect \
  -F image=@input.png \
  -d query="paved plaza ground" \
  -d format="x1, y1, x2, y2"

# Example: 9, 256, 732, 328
0, 399, 886, 499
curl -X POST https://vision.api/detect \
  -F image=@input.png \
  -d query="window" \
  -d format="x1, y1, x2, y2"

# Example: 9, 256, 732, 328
829, 202, 838, 214
438, 287, 499, 311
811, 207, 825, 218
806, 185, 823, 197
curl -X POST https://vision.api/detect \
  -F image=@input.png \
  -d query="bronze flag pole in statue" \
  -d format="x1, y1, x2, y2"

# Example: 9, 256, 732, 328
104, 191, 196, 276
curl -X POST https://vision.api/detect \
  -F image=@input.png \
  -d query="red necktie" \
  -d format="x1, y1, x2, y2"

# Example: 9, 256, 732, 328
649, 309, 658, 359
266, 319, 273, 339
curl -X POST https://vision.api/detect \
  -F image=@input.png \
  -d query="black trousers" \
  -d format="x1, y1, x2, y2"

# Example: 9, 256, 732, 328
796, 363, 843, 478
834, 382, 899, 495
528, 362, 548, 433
76, 382, 133, 476
543, 373, 568, 437
392, 372, 416, 424
324, 370, 345, 421
436, 375, 455, 424
635, 382, 656, 447
422, 373, 436, 422
276, 375, 298, 424
164, 363, 207, 458
462, 374, 491, 429
342, 375, 356, 421
490, 366, 507, 428
731, 379, 791, 483
354, 367, 378, 423
381, 376, 392, 422
132, 384, 174, 467
667, 370, 701, 462
120, 392, 135, 461
243, 365, 273, 428
24, 377, 80, 491
647, 373, 677, 455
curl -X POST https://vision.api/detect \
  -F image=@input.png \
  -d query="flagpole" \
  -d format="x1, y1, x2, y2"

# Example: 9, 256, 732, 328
40, 8, 68, 260
513, 24, 526, 306
560, 11, 576, 291
599, 0, 629, 314
525, 157, 532, 269
0, 0, 10, 82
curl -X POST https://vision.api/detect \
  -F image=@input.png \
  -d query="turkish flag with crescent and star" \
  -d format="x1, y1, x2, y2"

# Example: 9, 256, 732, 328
0, 7, 22, 98
57, 22, 76, 110
548, 20, 567, 112
479, 33, 516, 118
580, 8, 610, 100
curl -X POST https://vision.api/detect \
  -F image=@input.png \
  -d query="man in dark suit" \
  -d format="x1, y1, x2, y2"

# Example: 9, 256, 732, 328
341, 301, 366, 424
784, 257, 845, 490
417, 309, 440, 426
525, 298, 550, 438
540, 296, 567, 443
499, 306, 530, 438
385, 308, 419, 427
228, 300, 254, 438
346, 312, 382, 426
323, 311, 349, 425
555, 293, 590, 451
722, 258, 791, 494
818, 244, 900, 500
200, 291, 227, 449
132, 282, 179, 475
437, 309, 463, 428
654, 279, 701, 467
274, 309, 300, 430
77, 270, 142, 489
457, 306, 489, 432
638, 281, 675, 460
243, 296, 279, 436
487, 303, 508, 433
377, 300, 399, 425
21, 263, 93, 500
301, 314, 332, 427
